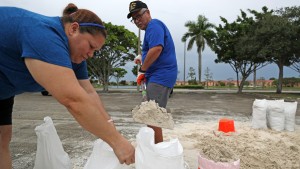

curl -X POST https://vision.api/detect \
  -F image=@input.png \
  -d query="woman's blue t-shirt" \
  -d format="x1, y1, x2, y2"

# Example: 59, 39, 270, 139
0, 7, 88, 99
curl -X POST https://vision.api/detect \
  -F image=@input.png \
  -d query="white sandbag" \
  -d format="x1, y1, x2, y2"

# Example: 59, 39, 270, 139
283, 101, 298, 131
251, 99, 268, 129
34, 116, 72, 169
84, 139, 130, 169
135, 127, 185, 169
266, 100, 285, 131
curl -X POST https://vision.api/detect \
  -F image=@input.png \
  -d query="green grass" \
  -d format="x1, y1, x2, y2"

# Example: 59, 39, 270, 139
249, 92, 300, 101
174, 85, 204, 89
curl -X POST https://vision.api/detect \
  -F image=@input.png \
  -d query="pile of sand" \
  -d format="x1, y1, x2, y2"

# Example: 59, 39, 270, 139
164, 121, 300, 169
71, 120, 299, 169
131, 100, 174, 129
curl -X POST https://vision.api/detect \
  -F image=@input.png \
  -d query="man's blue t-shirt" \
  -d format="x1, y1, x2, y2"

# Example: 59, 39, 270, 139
142, 19, 178, 88
0, 7, 88, 99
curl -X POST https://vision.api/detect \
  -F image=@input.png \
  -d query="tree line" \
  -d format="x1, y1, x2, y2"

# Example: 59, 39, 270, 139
182, 6, 300, 93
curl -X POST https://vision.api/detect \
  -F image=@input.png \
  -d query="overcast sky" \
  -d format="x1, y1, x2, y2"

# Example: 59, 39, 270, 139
1, 0, 300, 81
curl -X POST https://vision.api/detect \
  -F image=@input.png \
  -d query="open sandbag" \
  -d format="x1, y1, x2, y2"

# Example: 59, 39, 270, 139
84, 139, 130, 169
135, 127, 185, 169
34, 116, 72, 169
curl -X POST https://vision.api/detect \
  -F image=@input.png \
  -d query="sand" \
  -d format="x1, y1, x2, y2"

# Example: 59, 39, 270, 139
73, 104, 300, 169
131, 100, 174, 129
163, 121, 300, 169
11, 92, 300, 169
130, 100, 299, 168
73, 120, 300, 169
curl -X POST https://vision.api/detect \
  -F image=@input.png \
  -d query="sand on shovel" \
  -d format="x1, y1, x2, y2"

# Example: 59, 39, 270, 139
132, 100, 174, 129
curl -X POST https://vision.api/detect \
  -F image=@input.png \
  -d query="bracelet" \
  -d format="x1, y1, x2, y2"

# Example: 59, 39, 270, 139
107, 119, 114, 123
139, 67, 146, 73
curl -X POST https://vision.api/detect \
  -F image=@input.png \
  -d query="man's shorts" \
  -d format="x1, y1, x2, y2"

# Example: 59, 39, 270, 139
146, 82, 173, 108
0, 96, 15, 125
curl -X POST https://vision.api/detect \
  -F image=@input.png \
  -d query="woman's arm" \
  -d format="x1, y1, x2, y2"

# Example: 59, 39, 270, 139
78, 79, 111, 120
25, 58, 134, 164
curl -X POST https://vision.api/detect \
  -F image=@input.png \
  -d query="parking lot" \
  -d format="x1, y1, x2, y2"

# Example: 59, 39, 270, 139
10, 90, 300, 168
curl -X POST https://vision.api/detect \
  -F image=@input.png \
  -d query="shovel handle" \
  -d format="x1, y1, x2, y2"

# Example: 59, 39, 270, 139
141, 81, 147, 101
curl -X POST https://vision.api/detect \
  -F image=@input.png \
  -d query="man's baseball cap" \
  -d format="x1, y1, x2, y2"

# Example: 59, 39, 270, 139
127, 1, 148, 19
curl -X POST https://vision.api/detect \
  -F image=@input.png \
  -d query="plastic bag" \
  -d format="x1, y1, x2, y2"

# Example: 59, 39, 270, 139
34, 116, 72, 169
283, 101, 298, 131
84, 139, 130, 169
198, 152, 240, 169
251, 99, 268, 129
135, 127, 185, 169
266, 100, 285, 131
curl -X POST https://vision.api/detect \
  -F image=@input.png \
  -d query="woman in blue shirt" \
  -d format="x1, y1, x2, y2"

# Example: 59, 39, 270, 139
0, 4, 135, 168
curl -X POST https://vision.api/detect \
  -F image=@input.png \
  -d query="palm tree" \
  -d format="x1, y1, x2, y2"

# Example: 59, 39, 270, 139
182, 15, 215, 83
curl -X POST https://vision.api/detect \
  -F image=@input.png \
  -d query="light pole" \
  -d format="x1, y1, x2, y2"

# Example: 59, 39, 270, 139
253, 64, 257, 89
183, 41, 186, 85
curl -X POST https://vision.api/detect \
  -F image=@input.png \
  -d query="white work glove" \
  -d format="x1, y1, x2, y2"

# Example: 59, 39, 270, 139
134, 54, 142, 64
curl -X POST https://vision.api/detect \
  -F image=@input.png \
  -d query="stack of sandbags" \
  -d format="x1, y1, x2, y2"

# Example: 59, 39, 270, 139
251, 99, 297, 131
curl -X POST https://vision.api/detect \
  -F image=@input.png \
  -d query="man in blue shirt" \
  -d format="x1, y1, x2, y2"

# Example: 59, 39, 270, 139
0, 4, 135, 168
127, 1, 178, 143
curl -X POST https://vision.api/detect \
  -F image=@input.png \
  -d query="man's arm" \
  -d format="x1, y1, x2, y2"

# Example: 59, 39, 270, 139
140, 45, 162, 71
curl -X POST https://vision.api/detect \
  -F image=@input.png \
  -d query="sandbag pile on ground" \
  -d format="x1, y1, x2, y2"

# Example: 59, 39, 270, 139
251, 99, 298, 131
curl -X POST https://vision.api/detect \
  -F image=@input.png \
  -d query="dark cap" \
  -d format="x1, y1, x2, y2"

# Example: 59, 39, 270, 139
127, 1, 148, 19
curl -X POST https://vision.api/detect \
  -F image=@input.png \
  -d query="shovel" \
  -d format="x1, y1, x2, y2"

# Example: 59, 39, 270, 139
131, 82, 175, 129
